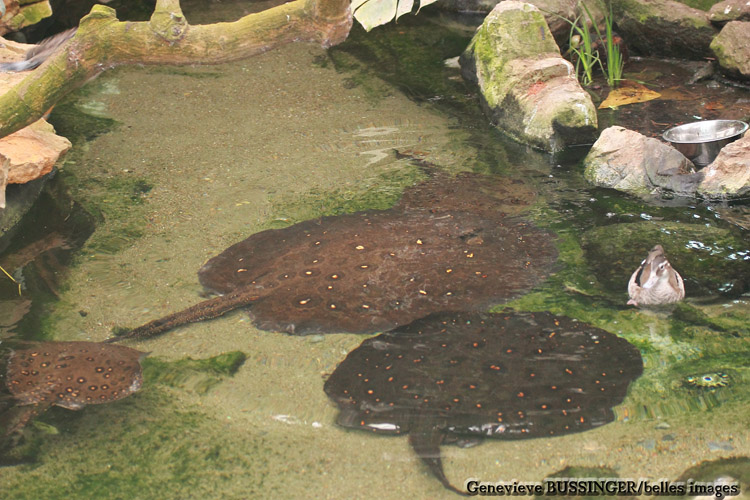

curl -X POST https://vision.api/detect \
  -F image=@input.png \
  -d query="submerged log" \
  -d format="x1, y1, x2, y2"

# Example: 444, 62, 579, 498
0, 0, 352, 139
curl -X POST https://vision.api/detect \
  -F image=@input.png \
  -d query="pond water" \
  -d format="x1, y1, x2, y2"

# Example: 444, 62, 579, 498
1, 4, 749, 499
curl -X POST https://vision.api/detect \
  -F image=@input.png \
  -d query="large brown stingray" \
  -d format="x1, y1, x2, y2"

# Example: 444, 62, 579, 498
324, 311, 644, 494
1, 341, 146, 451
110, 173, 557, 341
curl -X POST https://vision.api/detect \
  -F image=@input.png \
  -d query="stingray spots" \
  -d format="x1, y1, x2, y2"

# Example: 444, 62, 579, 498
294, 297, 316, 309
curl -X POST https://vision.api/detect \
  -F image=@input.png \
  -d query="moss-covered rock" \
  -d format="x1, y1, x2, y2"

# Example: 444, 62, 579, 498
613, 0, 717, 59
709, 0, 750, 22
460, 1, 597, 152
710, 21, 750, 80
581, 221, 750, 301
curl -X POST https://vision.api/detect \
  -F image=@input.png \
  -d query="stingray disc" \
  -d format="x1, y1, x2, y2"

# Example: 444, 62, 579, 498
199, 210, 557, 335
324, 311, 643, 491
5, 341, 146, 410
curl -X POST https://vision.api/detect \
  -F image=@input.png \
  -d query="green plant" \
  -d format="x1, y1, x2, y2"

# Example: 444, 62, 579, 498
602, 3, 625, 87
559, 3, 625, 88
581, 2, 625, 87
562, 13, 600, 86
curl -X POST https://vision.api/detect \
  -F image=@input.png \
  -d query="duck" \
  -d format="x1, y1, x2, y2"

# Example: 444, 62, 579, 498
627, 244, 685, 306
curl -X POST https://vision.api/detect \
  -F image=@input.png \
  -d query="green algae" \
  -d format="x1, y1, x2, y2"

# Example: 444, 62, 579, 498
265, 159, 427, 228
2, 351, 260, 498
142, 351, 247, 394
2, 390, 284, 500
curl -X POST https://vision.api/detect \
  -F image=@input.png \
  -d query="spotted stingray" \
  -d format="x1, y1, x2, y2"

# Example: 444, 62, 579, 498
110, 173, 557, 341
1, 341, 146, 451
323, 311, 644, 494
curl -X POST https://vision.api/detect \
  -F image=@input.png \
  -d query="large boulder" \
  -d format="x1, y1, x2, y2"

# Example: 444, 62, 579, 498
583, 126, 702, 197
460, 1, 597, 152
698, 133, 750, 198
613, 0, 717, 59
709, 0, 750, 23
710, 21, 750, 80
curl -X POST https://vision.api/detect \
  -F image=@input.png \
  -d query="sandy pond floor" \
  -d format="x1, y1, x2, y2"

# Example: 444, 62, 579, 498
2, 23, 749, 500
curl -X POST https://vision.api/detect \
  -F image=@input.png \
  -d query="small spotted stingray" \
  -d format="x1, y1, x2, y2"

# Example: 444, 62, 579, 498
1, 341, 146, 450
111, 173, 557, 341
324, 311, 643, 494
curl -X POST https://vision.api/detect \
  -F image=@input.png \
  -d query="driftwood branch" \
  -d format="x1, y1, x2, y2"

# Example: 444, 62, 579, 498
0, 0, 352, 139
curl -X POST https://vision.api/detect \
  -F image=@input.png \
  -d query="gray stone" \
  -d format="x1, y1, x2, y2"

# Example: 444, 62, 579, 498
613, 0, 717, 59
698, 133, 750, 198
710, 21, 750, 80
709, 0, 750, 23
583, 126, 702, 197
460, 1, 597, 152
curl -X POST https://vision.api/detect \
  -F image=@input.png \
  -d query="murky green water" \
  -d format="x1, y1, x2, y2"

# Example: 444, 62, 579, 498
1, 5, 748, 499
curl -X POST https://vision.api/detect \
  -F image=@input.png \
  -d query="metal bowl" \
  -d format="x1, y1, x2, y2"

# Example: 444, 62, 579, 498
663, 119, 748, 167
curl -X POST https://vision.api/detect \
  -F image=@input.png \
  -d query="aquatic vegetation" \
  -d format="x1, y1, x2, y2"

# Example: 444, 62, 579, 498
324, 311, 643, 494
562, 10, 601, 86
598, 3, 625, 87
142, 351, 247, 394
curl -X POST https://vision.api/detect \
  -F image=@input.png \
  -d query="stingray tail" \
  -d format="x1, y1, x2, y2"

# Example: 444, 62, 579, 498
408, 423, 468, 496
105, 287, 260, 343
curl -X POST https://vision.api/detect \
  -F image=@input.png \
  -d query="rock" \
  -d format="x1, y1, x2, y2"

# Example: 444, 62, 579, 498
709, 0, 750, 23
710, 21, 750, 80
0, 120, 71, 208
613, 0, 717, 59
460, 1, 597, 152
583, 126, 702, 197
0, 38, 71, 209
0, 1, 20, 36
582, 221, 750, 300
698, 133, 750, 198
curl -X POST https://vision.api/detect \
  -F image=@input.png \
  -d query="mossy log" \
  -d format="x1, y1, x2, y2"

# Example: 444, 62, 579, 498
0, 0, 352, 139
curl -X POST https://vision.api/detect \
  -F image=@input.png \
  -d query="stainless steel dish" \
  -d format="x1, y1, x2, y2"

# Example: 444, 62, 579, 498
663, 119, 748, 167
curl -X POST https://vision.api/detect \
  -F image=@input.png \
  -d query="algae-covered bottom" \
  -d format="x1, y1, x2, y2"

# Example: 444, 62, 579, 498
1, 10, 748, 500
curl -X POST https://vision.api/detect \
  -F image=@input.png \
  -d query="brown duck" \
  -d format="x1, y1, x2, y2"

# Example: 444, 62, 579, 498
627, 245, 685, 306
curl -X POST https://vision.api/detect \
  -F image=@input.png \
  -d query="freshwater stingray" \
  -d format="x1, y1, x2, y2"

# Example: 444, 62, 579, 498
323, 311, 643, 494
111, 173, 557, 340
1, 341, 146, 452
